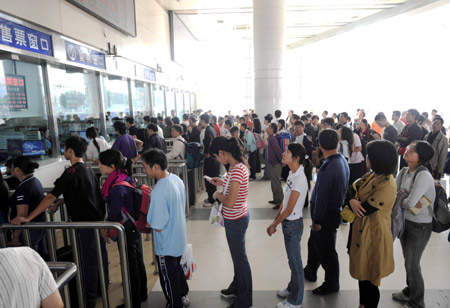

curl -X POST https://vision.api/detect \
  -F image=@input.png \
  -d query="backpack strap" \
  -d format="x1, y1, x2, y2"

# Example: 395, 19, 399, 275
410, 166, 428, 190
112, 181, 135, 189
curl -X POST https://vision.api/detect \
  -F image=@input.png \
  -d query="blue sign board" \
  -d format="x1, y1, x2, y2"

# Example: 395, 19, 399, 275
0, 18, 53, 56
65, 40, 106, 70
135, 65, 156, 82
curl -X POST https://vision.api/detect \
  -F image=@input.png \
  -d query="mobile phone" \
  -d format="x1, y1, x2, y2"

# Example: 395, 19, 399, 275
203, 175, 212, 182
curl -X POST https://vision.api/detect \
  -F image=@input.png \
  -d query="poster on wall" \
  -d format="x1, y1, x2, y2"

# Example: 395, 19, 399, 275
0, 74, 28, 111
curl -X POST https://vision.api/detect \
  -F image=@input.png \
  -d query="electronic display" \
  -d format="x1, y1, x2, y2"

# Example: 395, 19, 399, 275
7, 139, 22, 156
66, 0, 136, 37
22, 140, 45, 156
0, 74, 28, 111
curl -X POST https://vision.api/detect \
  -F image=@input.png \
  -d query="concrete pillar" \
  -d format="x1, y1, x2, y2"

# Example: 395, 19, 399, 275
253, 0, 286, 118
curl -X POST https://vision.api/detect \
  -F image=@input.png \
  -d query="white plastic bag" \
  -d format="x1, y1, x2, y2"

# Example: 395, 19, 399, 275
180, 244, 197, 280
209, 202, 224, 227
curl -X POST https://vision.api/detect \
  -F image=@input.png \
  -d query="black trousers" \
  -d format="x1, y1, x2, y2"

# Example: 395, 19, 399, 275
305, 227, 340, 292
204, 156, 219, 203
156, 255, 189, 308
125, 227, 148, 307
77, 229, 109, 308
349, 162, 365, 185
359, 280, 380, 308
248, 150, 257, 179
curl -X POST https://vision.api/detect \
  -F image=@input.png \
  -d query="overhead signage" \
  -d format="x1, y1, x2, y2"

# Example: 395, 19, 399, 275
0, 18, 53, 57
0, 74, 28, 111
65, 40, 106, 70
135, 65, 156, 82
66, 0, 136, 37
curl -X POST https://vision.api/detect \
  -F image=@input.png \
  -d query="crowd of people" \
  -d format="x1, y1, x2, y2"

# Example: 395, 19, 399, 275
0, 106, 449, 308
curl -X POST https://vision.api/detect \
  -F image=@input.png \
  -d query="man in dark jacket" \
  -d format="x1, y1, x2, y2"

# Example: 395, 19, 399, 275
200, 113, 219, 207
294, 120, 314, 158
397, 109, 423, 169
142, 124, 167, 153
304, 129, 350, 296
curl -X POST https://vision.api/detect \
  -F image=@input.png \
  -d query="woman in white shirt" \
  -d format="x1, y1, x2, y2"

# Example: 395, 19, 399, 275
85, 127, 109, 163
338, 126, 354, 162
349, 131, 365, 184
267, 143, 313, 308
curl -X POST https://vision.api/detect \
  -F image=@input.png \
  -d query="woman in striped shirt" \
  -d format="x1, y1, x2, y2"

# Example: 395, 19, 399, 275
210, 136, 252, 308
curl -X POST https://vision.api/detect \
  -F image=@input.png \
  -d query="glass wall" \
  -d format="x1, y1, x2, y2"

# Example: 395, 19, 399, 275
133, 81, 150, 126
152, 85, 166, 118
47, 65, 102, 150
0, 59, 51, 162
175, 91, 184, 119
102, 76, 130, 140
183, 92, 190, 114
166, 89, 176, 118
190, 93, 196, 112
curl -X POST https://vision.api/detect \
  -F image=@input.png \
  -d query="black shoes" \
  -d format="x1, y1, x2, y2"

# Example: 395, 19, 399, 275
272, 204, 280, 210
221, 289, 237, 298
268, 200, 277, 204
312, 285, 339, 296
303, 267, 317, 282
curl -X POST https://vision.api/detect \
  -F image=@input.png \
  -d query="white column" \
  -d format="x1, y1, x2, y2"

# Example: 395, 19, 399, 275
253, 0, 286, 118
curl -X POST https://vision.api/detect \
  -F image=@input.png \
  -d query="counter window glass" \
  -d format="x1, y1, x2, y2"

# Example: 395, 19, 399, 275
166, 89, 176, 118
102, 76, 130, 140
0, 59, 51, 163
190, 93, 196, 112
152, 85, 166, 118
48, 65, 102, 151
133, 81, 150, 126
176, 91, 184, 119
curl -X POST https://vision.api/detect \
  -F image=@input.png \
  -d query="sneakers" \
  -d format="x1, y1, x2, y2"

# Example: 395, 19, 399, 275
392, 292, 410, 302
276, 299, 302, 308
203, 199, 213, 207
277, 288, 290, 298
182, 295, 190, 307
220, 289, 237, 298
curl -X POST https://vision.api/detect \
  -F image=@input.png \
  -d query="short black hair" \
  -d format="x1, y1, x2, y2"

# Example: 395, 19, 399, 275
183, 114, 189, 120
200, 113, 210, 124
322, 117, 335, 127
393, 110, 401, 117
12, 156, 39, 174
366, 140, 397, 175
433, 117, 444, 125
143, 115, 151, 123
421, 112, 428, 119
374, 113, 387, 122
274, 110, 282, 118
65, 136, 88, 158
211, 115, 217, 123
312, 115, 319, 121
278, 119, 285, 129
300, 115, 308, 122
294, 120, 305, 127
269, 123, 278, 134
225, 120, 232, 126
147, 123, 158, 133
407, 109, 420, 120
172, 124, 183, 134
323, 110, 328, 115
241, 123, 248, 129
38, 126, 48, 133
339, 112, 349, 119
318, 129, 339, 150
126, 117, 134, 125
264, 114, 273, 122
411, 141, 435, 167
172, 117, 180, 124
113, 121, 127, 135
230, 126, 239, 135
141, 148, 168, 170
189, 116, 197, 123
150, 117, 158, 124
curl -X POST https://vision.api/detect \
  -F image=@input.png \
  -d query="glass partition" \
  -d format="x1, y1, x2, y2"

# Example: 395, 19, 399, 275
152, 85, 166, 118
47, 65, 102, 150
175, 91, 184, 119
183, 92, 190, 114
190, 93, 197, 112
0, 59, 51, 162
166, 89, 176, 118
133, 81, 150, 126
102, 76, 130, 140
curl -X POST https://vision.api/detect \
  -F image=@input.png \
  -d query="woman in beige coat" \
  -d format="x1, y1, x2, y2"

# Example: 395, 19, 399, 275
343, 140, 398, 308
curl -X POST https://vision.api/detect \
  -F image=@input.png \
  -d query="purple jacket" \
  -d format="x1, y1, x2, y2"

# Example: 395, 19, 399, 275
112, 134, 138, 159
267, 134, 282, 166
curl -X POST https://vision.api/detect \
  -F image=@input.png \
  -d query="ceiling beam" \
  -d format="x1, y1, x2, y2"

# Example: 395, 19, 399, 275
287, 0, 448, 50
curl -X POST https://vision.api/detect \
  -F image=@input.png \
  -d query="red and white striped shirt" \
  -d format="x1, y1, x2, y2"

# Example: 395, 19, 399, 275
222, 163, 249, 220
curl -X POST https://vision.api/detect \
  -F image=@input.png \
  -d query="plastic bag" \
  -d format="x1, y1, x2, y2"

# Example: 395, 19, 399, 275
180, 244, 197, 280
209, 202, 224, 227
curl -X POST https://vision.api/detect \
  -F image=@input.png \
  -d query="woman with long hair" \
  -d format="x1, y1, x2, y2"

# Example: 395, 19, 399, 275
8, 156, 48, 259
262, 114, 274, 180
99, 149, 148, 308
338, 126, 354, 162
253, 118, 263, 174
209, 137, 252, 308
267, 143, 313, 308
345, 140, 398, 308
85, 126, 109, 163
392, 141, 435, 308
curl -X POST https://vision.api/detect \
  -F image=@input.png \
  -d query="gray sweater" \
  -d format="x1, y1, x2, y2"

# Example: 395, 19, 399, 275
396, 167, 436, 223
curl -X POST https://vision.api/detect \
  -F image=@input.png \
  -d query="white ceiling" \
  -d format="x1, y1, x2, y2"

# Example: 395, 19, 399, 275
157, 0, 408, 44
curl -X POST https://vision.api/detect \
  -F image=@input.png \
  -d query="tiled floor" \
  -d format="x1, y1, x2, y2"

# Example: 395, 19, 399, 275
141, 175, 450, 308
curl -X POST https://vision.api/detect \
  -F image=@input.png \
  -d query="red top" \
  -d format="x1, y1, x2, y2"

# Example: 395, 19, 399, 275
214, 123, 221, 137
222, 163, 249, 220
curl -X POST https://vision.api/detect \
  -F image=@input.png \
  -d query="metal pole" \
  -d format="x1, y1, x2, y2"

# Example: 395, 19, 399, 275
94, 230, 109, 308
23, 229, 31, 247
61, 203, 69, 246
45, 210, 57, 262
0, 232, 6, 247
116, 226, 132, 308
69, 229, 84, 308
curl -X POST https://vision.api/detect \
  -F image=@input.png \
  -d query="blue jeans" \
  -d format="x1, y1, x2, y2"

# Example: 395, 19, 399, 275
224, 214, 252, 308
282, 218, 304, 306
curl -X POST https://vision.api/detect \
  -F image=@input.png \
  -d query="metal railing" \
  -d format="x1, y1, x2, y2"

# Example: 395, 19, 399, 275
168, 160, 190, 217
48, 262, 78, 289
0, 222, 132, 308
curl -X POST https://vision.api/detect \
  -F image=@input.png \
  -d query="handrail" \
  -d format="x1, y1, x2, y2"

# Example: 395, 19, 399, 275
0, 222, 131, 308
48, 262, 78, 289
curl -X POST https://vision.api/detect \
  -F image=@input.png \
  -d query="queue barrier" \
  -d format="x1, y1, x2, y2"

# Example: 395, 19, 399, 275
0, 222, 132, 308
48, 262, 78, 308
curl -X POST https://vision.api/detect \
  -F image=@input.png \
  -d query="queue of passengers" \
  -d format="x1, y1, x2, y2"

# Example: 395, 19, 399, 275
0, 107, 449, 308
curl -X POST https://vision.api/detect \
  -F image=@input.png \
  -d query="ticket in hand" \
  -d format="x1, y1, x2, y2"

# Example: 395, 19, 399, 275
203, 175, 213, 182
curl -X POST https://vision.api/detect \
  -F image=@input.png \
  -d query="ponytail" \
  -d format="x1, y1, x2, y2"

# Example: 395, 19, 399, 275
287, 143, 313, 189
86, 127, 101, 154
99, 149, 133, 176
302, 157, 313, 190
209, 136, 250, 168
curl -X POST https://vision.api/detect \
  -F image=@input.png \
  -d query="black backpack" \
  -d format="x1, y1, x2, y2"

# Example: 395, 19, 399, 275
177, 140, 203, 169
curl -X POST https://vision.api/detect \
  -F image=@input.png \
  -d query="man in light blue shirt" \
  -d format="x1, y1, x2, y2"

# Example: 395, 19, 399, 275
142, 149, 189, 308
240, 123, 257, 180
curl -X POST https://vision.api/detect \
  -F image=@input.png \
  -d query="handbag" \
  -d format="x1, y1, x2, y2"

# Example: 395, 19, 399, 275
209, 173, 232, 227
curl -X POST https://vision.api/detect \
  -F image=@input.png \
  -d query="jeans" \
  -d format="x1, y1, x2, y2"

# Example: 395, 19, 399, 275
282, 218, 304, 306
125, 227, 148, 307
224, 214, 252, 308
305, 227, 340, 292
269, 164, 283, 204
400, 220, 432, 308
